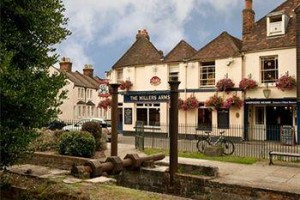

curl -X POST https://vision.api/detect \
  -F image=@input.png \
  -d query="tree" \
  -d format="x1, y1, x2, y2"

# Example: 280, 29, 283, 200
0, 0, 71, 169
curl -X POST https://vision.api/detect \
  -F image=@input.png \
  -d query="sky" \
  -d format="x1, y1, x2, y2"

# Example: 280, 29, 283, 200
56, 0, 285, 78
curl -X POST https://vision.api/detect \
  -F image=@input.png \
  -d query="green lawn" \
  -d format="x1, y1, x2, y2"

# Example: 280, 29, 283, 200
143, 148, 257, 165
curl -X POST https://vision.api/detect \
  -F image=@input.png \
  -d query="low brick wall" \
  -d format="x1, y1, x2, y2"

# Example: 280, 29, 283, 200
118, 167, 300, 200
21, 152, 103, 170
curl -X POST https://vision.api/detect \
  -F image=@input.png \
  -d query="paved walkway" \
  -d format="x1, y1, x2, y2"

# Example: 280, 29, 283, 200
105, 142, 300, 195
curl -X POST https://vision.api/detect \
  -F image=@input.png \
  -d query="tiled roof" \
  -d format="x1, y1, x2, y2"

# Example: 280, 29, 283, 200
163, 40, 197, 63
190, 32, 242, 61
58, 69, 99, 89
242, 0, 298, 52
112, 37, 163, 69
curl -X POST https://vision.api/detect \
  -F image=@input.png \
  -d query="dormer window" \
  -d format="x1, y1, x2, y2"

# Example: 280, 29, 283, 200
267, 11, 289, 37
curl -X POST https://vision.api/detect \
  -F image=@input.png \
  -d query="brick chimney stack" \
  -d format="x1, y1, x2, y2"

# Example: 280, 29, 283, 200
136, 29, 150, 40
83, 64, 94, 78
59, 57, 72, 72
242, 0, 255, 39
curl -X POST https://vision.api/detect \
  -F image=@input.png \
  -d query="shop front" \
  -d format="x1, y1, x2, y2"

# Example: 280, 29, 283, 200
244, 98, 297, 143
122, 91, 170, 135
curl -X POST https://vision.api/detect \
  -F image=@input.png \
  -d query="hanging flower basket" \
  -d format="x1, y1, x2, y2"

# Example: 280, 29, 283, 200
239, 78, 258, 91
98, 98, 112, 110
119, 80, 133, 91
224, 95, 243, 109
275, 74, 296, 91
204, 95, 224, 110
216, 78, 235, 92
178, 96, 199, 111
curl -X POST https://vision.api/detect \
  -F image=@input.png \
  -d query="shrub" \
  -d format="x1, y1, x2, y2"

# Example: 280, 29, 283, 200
29, 129, 59, 152
58, 131, 95, 158
82, 122, 102, 151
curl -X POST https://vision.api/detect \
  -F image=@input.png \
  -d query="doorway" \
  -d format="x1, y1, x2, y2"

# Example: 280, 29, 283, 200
266, 106, 293, 141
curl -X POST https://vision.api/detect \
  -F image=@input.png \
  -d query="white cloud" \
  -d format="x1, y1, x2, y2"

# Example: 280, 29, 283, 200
57, 42, 93, 72
58, 0, 242, 71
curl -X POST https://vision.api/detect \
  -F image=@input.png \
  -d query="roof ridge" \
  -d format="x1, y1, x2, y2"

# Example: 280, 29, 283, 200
163, 40, 196, 62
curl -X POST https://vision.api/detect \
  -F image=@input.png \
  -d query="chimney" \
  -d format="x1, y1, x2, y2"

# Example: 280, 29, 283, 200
242, 0, 255, 39
59, 57, 72, 72
136, 29, 150, 40
83, 64, 94, 78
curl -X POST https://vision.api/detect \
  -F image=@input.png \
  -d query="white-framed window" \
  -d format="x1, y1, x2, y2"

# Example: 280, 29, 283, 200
86, 89, 92, 100
82, 106, 86, 117
267, 11, 289, 37
87, 106, 90, 117
200, 61, 215, 87
116, 69, 123, 82
78, 105, 81, 117
78, 87, 84, 99
261, 56, 278, 83
169, 65, 179, 81
136, 104, 160, 126
255, 107, 265, 125
91, 106, 94, 117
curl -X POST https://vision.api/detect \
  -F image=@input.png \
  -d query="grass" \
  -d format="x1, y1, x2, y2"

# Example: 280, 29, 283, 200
143, 148, 257, 165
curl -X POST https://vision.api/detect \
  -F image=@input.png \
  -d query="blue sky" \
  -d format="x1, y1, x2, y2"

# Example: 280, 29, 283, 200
56, 0, 285, 78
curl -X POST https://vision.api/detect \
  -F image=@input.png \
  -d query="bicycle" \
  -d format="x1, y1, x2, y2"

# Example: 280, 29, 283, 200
196, 130, 235, 155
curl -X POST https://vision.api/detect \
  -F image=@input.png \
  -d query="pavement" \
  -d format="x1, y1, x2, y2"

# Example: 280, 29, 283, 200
105, 137, 300, 195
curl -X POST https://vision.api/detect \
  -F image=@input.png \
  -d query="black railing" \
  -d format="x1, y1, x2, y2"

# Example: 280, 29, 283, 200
140, 123, 299, 160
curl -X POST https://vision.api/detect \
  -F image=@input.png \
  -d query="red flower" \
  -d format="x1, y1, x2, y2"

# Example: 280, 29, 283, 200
224, 95, 243, 109
178, 96, 199, 111
119, 80, 133, 90
276, 74, 296, 91
216, 78, 235, 92
98, 98, 112, 110
204, 95, 224, 110
239, 78, 258, 91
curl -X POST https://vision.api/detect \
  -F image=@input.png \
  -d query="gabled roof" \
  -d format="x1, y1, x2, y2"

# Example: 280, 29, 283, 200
112, 37, 163, 69
163, 40, 197, 63
56, 68, 99, 89
242, 0, 298, 52
190, 32, 242, 61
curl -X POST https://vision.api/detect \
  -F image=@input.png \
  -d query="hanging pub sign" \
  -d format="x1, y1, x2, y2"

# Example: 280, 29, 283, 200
98, 79, 110, 98
150, 76, 161, 86
124, 93, 170, 102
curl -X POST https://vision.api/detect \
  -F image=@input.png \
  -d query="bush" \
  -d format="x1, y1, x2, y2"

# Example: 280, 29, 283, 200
81, 122, 102, 151
58, 131, 95, 158
29, 129, 59, 152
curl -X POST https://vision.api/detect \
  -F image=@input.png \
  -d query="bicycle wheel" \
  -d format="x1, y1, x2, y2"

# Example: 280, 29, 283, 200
197, 140, 210, 153
221, 140, 235, 155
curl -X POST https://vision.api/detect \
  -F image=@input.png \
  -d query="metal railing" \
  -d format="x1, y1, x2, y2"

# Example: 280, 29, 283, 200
138, 123, 299, 160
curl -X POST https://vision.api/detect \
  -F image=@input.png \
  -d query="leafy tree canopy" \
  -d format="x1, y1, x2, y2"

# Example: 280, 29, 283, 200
0, 0, 71, 168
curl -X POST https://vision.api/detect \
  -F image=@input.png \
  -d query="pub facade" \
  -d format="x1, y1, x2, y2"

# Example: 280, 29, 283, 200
104, 0, 299, 143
